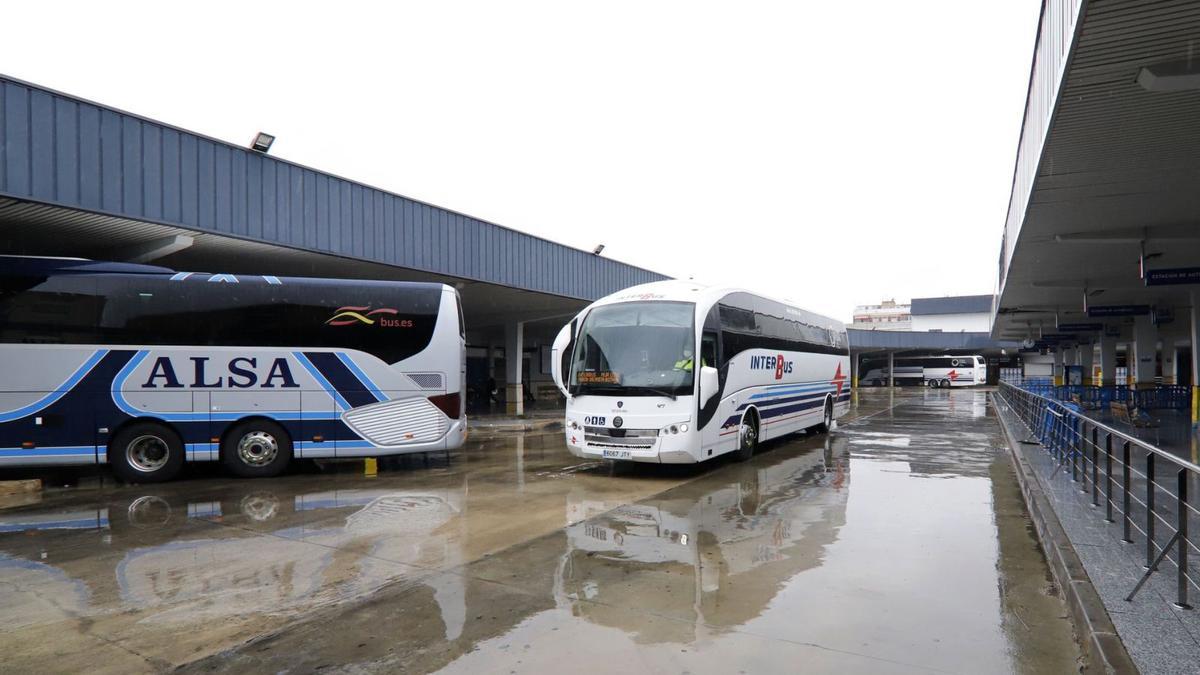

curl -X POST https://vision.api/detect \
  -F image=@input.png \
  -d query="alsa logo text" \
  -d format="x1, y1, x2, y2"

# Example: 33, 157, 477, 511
749, 353, 793, 380
141, 356, 299, 389
326, 306, 413, 328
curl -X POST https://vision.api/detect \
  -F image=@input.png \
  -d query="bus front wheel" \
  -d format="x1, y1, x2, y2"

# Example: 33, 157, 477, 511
109, 421, 185, 483
734, 413, 759, 462
223, 419, 293, 478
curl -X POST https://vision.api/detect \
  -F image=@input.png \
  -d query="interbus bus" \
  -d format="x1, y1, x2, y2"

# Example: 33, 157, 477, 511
858, 354, 986, 388
551, 281, 849, 464
0, 256, 466, 482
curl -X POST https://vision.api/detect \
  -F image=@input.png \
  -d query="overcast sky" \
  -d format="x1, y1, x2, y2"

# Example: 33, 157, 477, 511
1, 1, 1040, 320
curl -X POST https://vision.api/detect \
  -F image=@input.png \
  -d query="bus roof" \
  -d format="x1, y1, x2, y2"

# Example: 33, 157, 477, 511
591, 280, 847, 332
0, 255, 450, 291
0, 255, 174, 276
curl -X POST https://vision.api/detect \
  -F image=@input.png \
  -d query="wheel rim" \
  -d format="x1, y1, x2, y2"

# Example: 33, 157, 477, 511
126, 435, 170, 473
740, 419, 757, 450
236, 430, 279, 467
825, 402, 833, 427
127, 495, 172, 528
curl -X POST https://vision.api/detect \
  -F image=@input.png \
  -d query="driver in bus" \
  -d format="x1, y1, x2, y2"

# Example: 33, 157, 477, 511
674, 347, 707, 373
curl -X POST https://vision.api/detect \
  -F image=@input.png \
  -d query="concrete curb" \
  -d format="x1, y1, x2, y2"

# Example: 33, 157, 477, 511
991, 393, 1138, 674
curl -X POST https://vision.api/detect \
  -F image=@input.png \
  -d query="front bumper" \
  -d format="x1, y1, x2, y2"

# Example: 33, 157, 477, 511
564, 429, 697, 463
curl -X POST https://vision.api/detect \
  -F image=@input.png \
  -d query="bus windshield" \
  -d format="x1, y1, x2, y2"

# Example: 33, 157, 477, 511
569, 301, 696, 397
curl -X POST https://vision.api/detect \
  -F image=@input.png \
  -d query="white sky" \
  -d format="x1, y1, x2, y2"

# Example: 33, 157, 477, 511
1, 1, 1040, 321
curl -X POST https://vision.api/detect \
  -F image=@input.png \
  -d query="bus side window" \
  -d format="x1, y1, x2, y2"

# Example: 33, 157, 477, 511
701, 332, 718, 369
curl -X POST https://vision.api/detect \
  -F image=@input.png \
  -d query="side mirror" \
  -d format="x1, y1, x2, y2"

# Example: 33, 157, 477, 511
698, 366, 719, 406
551, 322, 573, 397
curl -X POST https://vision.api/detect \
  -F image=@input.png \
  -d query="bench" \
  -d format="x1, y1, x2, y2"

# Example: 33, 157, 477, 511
1110, 401, 1158, 428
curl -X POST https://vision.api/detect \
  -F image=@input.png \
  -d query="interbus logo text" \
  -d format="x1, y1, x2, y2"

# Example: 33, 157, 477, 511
749, 353, 792, 380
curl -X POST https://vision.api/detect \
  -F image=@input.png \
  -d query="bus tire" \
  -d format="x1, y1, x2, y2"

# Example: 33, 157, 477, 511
928, 379, 939, 389
733, 411, 759, 462
222, 419, 293, 478
814, 397, 833, 433
942, 379, 951, 388
108, 421, 185, 484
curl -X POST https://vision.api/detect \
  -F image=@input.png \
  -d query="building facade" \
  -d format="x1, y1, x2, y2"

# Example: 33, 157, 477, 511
850, 299, 911, 331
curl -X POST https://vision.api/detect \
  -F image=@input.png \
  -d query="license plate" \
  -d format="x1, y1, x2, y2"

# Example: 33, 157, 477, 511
602, 449, 631, 460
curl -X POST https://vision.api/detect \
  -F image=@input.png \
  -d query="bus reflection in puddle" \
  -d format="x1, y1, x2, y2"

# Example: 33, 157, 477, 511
554, 435, 849, 642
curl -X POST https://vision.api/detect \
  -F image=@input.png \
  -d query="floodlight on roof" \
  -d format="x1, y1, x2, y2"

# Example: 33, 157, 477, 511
592, 244, 605, 256
1137, 59, 1200, 92
251, 132, 275, 153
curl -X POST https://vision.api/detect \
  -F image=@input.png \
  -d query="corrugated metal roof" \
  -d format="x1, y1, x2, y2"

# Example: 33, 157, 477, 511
0, 75, 668, 301
910, 295, 995, 316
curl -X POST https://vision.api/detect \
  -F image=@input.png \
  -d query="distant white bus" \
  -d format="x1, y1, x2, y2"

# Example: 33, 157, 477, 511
859, 355, 986, 388
551, 281, 850, 464
0, 256, 466, 482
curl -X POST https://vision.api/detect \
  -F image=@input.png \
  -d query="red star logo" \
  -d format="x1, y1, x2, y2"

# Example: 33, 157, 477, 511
948, 369, 958, 381
831, 363, 847, 397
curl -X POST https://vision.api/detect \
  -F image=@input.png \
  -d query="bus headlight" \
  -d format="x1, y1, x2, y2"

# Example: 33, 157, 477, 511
670, 425, 678, 434
569, 420, 580, 430
680, 423, 689, 433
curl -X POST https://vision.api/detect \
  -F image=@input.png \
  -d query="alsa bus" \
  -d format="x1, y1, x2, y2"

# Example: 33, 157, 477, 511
859, 355, 985, 388
0, 256, 466, 482
551, 281, 849, 463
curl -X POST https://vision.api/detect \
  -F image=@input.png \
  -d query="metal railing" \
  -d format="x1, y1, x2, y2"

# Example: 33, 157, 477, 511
1001, 381, 1192, 411
998, 381, 1198, 609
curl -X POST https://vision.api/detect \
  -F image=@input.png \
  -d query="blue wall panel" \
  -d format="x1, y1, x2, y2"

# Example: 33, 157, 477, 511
0, 76, 666, 300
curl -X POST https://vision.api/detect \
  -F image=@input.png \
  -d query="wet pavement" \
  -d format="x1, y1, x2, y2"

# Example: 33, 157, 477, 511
0, 389, 1081, 673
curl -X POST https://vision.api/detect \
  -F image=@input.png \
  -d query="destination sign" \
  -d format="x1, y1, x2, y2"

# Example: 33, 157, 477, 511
1087, 305, 1151, 318
1145, 267, 1200, 286
1055, 322, 1103, 332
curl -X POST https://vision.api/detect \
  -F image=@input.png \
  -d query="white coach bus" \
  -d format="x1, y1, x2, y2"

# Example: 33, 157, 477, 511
551, 281, 849, 463
0, 256, 466, 482
859, 354, 986, 388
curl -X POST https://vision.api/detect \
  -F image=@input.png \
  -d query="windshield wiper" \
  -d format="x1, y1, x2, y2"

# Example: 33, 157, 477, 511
637, 387, 677, 401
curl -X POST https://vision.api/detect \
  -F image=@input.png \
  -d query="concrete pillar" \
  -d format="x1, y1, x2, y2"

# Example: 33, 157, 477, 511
1162, 333, 1177, 385
850, 351, 859, 390
505, 321, 524, 416
1078, 342, 1094, 385
1099, 335, 1116, 386
1191, 296, 1200, 424
1052, 349, 1063, 386
486, 344, 497, 378
1132, 315, 1158, 387
887, 352, 894, 388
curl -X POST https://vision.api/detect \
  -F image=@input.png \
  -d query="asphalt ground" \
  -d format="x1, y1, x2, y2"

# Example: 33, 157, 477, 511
0, 388, 1081, 674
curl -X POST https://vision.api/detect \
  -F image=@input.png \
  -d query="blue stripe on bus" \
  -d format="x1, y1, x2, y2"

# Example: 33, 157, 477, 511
747, 382, 838, 400
0, 446, 95, 458
335, 352, 387, 402
0, 350, 109, 423
0, 517, 109, 532
292, 352, 352, 411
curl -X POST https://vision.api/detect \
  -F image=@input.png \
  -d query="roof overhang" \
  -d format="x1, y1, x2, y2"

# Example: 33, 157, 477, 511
993, 2, 1200, 342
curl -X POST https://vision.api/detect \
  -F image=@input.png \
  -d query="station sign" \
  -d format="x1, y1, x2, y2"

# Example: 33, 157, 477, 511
1087, 305, 1151, 318
1144, 267, 1200, 286
1152, 307, 1174, 325
1040, 333, 1076, 342
1055, 322, 1103, 332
